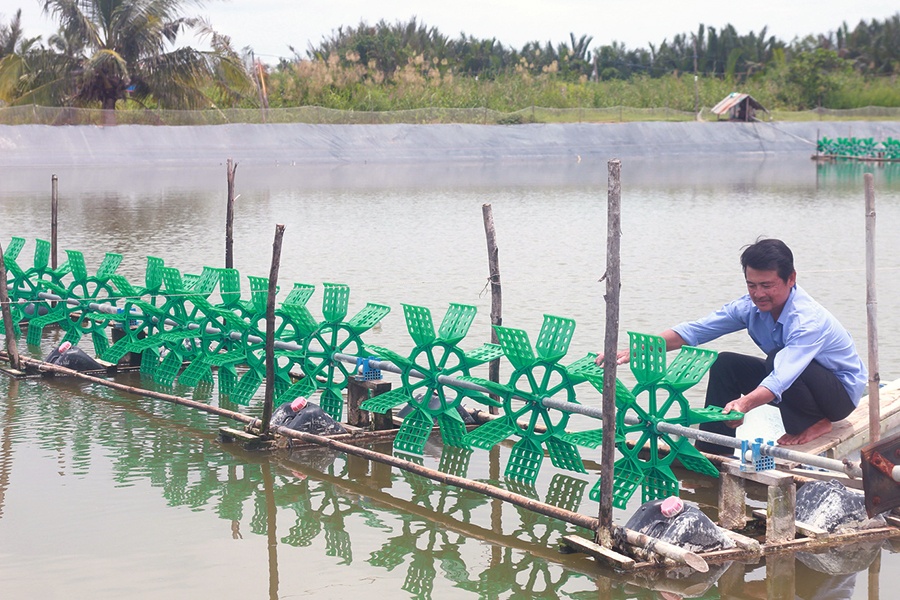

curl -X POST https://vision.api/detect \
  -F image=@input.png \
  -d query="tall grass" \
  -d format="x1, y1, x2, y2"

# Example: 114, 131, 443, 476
265, 53, 900, 116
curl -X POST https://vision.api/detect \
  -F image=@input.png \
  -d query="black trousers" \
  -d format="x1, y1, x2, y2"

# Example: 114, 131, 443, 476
695, 351, 856, 455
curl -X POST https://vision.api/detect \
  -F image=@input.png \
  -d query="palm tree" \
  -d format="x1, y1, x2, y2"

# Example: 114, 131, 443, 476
1, 0, 251, 114
1, 9, 28, 59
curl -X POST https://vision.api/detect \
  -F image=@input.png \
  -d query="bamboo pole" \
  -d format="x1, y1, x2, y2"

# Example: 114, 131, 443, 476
482, 203, 502, 415
0, 243, 20, 371
865, 173, 880, 443
597, 159, 622, 547
8, 354, 257, 425
51, 174, 59, 270
617, 526, 708, 573
261, 224, 285, 435
225, 159, 237, 269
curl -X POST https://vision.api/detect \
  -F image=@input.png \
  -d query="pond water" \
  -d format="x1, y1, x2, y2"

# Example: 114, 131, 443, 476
2, 154, 900, 599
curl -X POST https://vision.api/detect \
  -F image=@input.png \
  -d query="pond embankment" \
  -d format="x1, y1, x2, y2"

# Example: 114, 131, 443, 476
1, 121, 899, 168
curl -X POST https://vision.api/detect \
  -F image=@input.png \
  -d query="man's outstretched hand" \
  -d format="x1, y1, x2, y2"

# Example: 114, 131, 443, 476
594, 349, 630, 366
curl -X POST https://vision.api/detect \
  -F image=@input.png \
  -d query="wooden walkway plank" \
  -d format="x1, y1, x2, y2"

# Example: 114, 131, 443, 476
560, 535, 636, 570
784, 378, 900, 459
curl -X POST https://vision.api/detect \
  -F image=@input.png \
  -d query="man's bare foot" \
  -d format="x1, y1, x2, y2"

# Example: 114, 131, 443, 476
777, 418, 832, 446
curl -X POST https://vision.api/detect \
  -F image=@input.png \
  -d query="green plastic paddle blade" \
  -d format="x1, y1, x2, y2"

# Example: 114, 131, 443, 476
545, 437, 587, 474
669, 437, 721, 478
393, 409, 435, 455
364, 344, 409, 368
26, 313, 51, 345
664, 345, 717, 390
643, 464, 679, 504
178, 358, 212, 387
90, 329, 109, 357
217, 365, 237, 395
628, 331, 668, 387
505, 438, 544, 484
319, 386, 344, 421
283, 282, 315, 306
590, 455, 643, 509
346, 302, 391, 334
684, 406, 744, 426
154, 350, 183, 387
274, 376, 317, 406
230, 370, 263, 405
534, 314, 576, 362
360, 388, 411, 413
436, 411, 469, 449
140, 348, 160, 376
402, 304, 436, 347
437, 303, 476, 345
492, 325, 535, 371
462, 342, 503, 368
321, 283, 349, 323
561, 428, 617, 450
466, 417, 515, 450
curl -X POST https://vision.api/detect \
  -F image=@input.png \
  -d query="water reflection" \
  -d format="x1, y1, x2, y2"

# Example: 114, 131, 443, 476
3, 371, 899, 598
816, 160, 900, 188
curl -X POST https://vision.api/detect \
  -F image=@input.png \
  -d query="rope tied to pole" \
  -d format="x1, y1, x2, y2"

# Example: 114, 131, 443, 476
478, 274, 501, 298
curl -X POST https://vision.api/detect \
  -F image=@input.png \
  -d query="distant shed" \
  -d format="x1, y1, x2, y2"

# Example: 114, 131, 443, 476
711, 93, 769, 122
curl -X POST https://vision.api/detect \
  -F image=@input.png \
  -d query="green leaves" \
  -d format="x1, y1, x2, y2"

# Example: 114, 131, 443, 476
2, 0, 253, 111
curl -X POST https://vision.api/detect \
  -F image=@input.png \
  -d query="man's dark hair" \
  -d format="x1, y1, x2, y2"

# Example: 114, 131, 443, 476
740, 238, 795, 282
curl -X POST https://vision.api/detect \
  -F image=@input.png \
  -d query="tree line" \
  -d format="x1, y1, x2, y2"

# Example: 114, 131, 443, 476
299, 15, 900, 81
1, 4, 899, 114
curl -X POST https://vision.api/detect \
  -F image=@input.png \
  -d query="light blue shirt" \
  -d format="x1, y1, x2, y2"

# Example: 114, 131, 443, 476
672, 285, 867, 405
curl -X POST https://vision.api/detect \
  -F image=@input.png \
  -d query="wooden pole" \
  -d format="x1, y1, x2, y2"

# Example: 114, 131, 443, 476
0, 243, 21, 371
598, 159, 622, 547
5, 353, 257, 423
865, 173, 880, 443
261, 224, 285, 436
617, 526, 708, 573
482, 203, 503, 414
51, 174, 59, 270
225, 159, 237, 269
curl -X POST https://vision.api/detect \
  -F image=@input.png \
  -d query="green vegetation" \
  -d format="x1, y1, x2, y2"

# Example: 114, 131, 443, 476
0, 0, 252, 116
1, 10, 899, 117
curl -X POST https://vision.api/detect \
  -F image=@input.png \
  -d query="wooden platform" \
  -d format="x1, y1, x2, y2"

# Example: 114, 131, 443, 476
784, 378, 900, 459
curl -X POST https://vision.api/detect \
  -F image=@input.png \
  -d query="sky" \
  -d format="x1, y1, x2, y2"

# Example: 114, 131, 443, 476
3, 0, 898, 63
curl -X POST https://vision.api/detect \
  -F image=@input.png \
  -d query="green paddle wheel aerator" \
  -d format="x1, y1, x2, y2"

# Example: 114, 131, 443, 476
3, 237, 744, 509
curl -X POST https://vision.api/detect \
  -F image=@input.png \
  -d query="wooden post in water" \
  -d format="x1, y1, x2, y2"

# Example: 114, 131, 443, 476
482, 203, 503, 414
261, 224, 285, 436
865, 173, 881, 443
597, 159, 622, 547
51, 174, 59, 269
225, 159, 237, 269
0, 243, 21, 371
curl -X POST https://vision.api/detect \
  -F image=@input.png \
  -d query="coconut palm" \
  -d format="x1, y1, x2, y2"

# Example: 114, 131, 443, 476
1, 0, 251, 112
